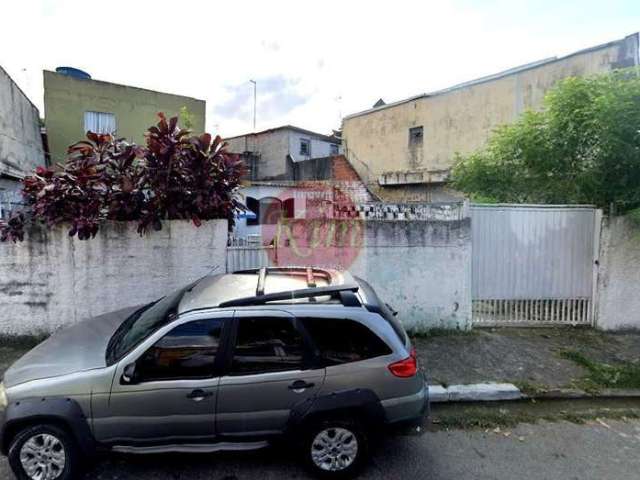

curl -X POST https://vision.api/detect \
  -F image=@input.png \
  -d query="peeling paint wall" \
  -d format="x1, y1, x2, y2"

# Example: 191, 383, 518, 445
0, 220, 227, 335
597, 216, 640, 330
343, 34, 640, 201
0, 66, 45, 187
353, 219, 471, 331
273, 216, 472, 332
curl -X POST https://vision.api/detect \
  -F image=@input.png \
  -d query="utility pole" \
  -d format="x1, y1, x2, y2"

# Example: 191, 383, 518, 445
249, 79, 257, 131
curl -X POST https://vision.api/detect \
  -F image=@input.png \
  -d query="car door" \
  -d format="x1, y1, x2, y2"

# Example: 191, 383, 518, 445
94, 314, 230, 445
216, 310, 325, 437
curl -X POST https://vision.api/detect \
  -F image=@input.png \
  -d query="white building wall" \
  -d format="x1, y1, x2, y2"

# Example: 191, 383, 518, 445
287, 130, 339, 162
597, 215, 640, 330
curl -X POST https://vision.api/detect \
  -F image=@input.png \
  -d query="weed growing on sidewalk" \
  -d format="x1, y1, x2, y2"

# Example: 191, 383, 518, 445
560, 350, 640, 390
432, 404, 640, 431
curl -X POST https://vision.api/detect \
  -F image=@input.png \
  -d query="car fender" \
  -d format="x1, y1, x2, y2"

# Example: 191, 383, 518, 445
286, 388, 386, 436
1, 397, 96, 456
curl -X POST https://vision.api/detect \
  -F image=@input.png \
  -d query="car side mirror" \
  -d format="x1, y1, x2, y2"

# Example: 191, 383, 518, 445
121, 362, 138, 384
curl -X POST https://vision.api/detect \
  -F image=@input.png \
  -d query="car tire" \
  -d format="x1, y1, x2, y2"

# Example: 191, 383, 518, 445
303, 419, 368, 478
8, 424, 80, 480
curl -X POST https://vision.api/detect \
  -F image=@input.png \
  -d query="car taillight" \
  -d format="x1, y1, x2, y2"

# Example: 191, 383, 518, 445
388, 347, 418, 377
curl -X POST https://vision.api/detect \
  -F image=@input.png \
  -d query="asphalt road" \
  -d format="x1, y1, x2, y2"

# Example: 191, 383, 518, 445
2, 419, 639, 479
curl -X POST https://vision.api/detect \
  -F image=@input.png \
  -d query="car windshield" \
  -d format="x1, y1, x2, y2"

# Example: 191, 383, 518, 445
106, 284, 193, 365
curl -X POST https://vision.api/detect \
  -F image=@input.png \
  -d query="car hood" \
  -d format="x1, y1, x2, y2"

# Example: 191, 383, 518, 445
2, 306, 139, 388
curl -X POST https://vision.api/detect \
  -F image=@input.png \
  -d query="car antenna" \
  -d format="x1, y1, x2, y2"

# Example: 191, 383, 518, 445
186, 265, 220, 292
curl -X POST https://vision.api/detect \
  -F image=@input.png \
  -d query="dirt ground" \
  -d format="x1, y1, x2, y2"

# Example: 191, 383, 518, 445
413, 327, 640, 389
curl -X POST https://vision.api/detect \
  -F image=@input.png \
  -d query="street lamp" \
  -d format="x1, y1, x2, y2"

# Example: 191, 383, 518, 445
249, 79, 257, 131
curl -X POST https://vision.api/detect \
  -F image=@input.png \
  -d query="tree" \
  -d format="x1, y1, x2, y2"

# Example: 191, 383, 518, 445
0, 114, 245, 242
451, 69, 640, 212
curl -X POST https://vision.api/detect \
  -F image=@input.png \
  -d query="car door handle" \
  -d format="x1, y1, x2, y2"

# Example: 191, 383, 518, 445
186, 389, 213, 401
288, 380, 315, 391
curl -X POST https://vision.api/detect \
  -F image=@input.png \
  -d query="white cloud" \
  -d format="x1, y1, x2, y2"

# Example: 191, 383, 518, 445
1, 0, 638, 137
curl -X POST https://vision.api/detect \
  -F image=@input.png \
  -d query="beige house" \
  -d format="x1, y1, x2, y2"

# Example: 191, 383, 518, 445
342, 33, 640, 202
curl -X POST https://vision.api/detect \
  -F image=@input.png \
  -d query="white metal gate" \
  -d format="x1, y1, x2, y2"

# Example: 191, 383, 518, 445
471, 204, 601, 326
226, 245, 274, 272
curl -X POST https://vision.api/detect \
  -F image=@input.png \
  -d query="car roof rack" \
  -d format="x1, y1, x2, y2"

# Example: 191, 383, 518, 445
218, 284, 361, 308
256, 267, 267, 296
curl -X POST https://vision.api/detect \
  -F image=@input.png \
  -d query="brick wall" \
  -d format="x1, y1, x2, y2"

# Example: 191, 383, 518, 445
331, 155, 361, 182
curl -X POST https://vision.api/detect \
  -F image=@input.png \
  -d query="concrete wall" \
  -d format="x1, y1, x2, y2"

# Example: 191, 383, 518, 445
353, 220, 471, 331
343, 33, 639, 201
597, 215, 640, 330
0, 220, 227, 335
226, 129, 290, 180
43, 71, 206, 165
0, 66, 45, 182
271, 215, 472, 332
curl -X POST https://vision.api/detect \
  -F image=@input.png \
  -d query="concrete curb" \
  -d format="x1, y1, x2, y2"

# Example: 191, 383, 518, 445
428, 384, 640, 403
429, 383, 522, 403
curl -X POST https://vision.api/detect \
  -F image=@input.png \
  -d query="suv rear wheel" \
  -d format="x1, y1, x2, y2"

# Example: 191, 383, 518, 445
8, 424, 79, 480
304, 419, 368, 478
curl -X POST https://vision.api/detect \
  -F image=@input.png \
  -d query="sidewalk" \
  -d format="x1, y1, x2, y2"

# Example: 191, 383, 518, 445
414, 327, 640, 401
1, 328, 639, 403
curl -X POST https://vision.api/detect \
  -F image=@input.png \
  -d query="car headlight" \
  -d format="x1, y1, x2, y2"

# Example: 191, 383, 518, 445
0, 382, 7, 409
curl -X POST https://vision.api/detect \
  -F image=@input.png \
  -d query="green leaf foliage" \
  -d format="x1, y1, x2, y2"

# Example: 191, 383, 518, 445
451, 69, 640, 212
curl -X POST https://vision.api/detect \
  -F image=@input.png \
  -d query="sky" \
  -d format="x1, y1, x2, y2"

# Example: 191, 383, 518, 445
2, 0, 639, 137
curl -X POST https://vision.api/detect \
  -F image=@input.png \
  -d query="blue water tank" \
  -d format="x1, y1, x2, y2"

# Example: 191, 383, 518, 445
55, 67, 91, 80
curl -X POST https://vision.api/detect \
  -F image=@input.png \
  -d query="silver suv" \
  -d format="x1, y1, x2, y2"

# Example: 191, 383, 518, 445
0, 268, 429, 479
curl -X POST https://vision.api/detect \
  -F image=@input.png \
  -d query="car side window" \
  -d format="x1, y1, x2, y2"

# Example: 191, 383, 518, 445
230, 317, 304, 375
136, 318, 223, 381
301, 318, 392, 366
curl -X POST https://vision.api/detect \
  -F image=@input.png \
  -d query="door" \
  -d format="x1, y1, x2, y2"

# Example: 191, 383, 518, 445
96, 316, 228, 445
216, 310, 325, 437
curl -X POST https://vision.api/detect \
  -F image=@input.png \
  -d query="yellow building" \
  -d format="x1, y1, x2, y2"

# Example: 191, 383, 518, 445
44, 68, 206, 166
342, 33, 639, 202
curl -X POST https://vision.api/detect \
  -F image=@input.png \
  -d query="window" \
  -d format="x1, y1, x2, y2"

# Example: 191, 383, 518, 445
300, 138, 311, 156
135, 318, 223, 381
230, 317, 304, 375
84, 111, 116, 134
330, 144, 339, 156
107, 284, 194, 364
408, 126, 423, 147
301, 318, 391, 366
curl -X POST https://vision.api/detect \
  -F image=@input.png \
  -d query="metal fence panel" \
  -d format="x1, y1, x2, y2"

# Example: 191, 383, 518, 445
226, 246, 273, 272
471, 204, 598, 326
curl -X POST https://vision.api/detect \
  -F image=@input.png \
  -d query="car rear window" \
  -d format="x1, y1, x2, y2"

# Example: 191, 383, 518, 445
354, 277, 408, 345
301, 318, 391, 366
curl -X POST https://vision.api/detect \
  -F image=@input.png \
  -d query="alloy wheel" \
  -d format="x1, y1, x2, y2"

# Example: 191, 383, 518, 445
311, 427, 359, 472
19, 433, 66, 480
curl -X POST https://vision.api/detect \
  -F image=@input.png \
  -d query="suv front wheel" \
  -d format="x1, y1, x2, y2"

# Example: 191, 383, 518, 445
8, 424, 80, 480
304, 419, 368, 478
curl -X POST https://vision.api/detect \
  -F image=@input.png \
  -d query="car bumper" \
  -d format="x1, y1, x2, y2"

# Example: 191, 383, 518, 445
382, 383, 430, 436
